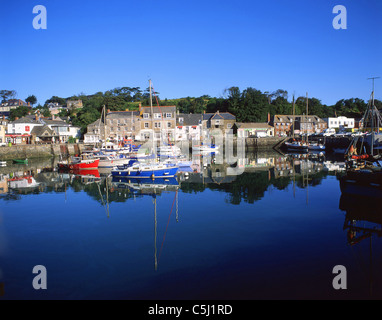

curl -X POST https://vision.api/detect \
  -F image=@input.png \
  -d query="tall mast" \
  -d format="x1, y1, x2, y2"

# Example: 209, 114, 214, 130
306, 92, 309, 143
292, 94, 295, 139
103, 105, 107, 143
368, 77, 380, 156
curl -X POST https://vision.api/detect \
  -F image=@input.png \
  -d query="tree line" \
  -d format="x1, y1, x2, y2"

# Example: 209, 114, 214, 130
2, 86, 381, 132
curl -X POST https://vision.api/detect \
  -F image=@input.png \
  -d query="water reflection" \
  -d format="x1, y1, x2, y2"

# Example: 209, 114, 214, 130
0, 151, 348, 205
339, 194, 382, 297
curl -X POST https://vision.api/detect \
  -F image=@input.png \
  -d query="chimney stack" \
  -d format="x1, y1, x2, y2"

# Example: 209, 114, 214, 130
15, 117, 19, 120
107, 109, 110, 113
267, 112, 270, 124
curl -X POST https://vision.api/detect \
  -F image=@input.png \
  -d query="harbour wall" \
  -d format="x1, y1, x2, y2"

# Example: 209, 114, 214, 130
0, 143, 85, 160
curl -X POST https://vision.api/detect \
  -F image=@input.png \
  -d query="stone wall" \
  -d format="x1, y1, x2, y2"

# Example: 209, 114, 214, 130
0, 143, 85, 160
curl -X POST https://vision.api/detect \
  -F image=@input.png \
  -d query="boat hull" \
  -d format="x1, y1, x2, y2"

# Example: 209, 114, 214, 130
112, 166, 179, 178
58, 159, 100, 170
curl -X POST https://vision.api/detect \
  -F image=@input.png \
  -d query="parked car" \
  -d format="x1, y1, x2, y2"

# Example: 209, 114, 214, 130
321, 128, 336, 136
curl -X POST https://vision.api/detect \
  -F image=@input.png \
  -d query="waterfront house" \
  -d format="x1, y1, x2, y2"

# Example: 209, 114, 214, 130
84, 119, 104, 144
31, 125, 58, 144
176, 113, 203, 141
136, 105, 177, 141
234, 122, 274, 138
6, 116, 42, 144
271, 115, 327, 136
202, 111, 236, 137
0, 124, 6, 145
324, 116, 355, 130
106, 110, 140, 142
42, 118, 81, 143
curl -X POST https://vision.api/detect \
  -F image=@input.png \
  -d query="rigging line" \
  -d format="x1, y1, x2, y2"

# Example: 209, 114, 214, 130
158, 190, 178, 262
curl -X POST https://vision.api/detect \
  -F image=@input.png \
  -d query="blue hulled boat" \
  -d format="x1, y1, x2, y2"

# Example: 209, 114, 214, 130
111, 162, 179, 178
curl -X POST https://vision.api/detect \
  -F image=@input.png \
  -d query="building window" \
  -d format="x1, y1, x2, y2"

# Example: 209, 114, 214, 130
143, 113, 149, 119
166, 113, 172, 119
167, 122, 171, 128
144, 122, 149, 128
179, 117, 184, 123
154, 113, 161, 119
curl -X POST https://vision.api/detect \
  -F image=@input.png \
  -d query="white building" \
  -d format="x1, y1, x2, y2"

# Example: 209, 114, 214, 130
326, 116, 355, 129
176, 113, 203, 141
7, 116, 43, 135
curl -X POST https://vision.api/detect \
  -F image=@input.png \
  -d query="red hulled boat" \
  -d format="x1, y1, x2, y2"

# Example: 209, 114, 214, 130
57, 154, 99, 171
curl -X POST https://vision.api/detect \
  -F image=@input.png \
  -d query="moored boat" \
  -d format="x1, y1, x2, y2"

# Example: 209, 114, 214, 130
13, 158, 28, 164
111, 162, 179, 179
57, 154, 99, 170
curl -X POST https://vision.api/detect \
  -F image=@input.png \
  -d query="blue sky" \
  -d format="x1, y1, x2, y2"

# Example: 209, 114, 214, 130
0, 0, 381, 106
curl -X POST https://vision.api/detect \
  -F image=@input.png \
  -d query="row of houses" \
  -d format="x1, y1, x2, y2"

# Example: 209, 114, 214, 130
83, 104, 357, 143
0, 113, 81, 145
84, 105, 238, 143
0, 99, 83, 118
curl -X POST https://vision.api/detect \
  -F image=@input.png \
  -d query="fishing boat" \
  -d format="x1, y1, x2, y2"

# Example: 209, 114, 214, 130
284, 140, 309, 152
12, 158, 28, 164
340, 78, 382, 196
308, 142, 325, 151
57, 154, 99, 170
111, 162, 179, 179
0, 160, 6, 167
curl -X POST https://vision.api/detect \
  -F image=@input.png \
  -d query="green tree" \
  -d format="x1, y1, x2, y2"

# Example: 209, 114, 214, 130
0, 90, 17, 102
26, 95, 37, 107
10, 106, 30, 120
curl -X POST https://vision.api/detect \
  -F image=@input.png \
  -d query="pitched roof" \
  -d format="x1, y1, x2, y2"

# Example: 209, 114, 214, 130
11, 116, 40, 124
141, 106, 176, 114
273, 115, 326, 123
177, 113, 203, 126
235, 122, 272, 129
203, 111, 236, 121
31, 125, 56, 137
107, 111, 140, 119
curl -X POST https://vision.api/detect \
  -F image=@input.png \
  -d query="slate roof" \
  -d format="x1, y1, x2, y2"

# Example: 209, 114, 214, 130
107, 111, 140, 119
140, 106, 176, 114
272, 115, 326, 123
177, 113, 203, 126
11, 116, 40, 124
235, 122, 273, 129
203, 111, 236, 121
31, 125, 56, 137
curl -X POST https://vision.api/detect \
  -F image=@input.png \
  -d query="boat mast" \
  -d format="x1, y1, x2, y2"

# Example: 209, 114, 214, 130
368, 77, 380, 156
306, 92, 309, 144
149, 80, 156, 157
292, 94, 295, 139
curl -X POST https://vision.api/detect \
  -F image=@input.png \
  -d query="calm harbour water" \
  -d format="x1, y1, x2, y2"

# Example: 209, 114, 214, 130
1, 151, 382, 300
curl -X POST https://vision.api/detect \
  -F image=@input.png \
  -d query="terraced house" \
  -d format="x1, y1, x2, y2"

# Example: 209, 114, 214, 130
202, 111, 236, 136
106, 110, 139, 142
137, 105, 177, 141
271, 114, 327, 136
